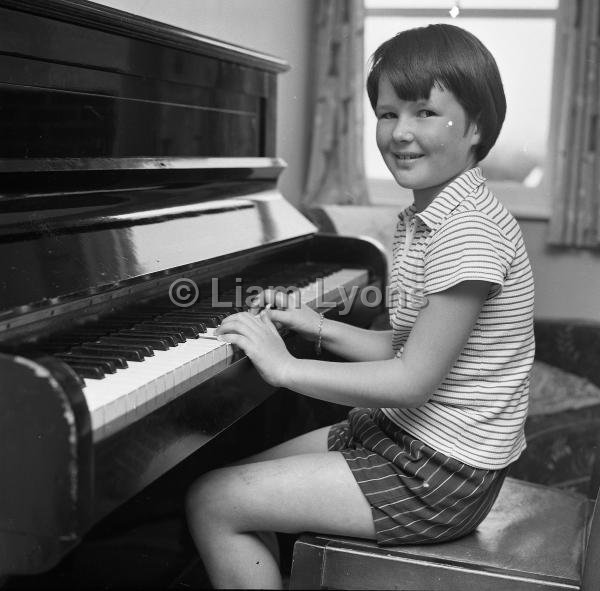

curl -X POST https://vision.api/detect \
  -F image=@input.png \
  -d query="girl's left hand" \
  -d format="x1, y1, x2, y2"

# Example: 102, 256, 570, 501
215, 310, 295, 388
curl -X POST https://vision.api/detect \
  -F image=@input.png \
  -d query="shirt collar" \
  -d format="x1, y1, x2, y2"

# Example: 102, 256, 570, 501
398, 167, 486, 231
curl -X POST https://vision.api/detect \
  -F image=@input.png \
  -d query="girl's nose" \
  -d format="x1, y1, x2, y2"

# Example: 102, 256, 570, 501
392, 118, 415, 143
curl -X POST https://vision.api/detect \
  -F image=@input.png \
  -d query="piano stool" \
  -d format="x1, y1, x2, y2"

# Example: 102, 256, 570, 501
290, 476, 597, 590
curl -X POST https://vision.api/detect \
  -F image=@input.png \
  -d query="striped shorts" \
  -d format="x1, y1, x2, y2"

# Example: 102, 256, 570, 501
328, 408, 507, 546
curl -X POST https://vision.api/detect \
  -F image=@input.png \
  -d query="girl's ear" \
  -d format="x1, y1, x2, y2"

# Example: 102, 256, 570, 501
470, 121, 481, 147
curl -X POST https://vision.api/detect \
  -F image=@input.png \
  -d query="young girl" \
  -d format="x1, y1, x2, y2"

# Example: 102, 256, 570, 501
186, 24, 535, 589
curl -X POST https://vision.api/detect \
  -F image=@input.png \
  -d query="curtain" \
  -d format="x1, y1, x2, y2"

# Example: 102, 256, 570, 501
548, 0, 600, 247
301, 0, 369, 208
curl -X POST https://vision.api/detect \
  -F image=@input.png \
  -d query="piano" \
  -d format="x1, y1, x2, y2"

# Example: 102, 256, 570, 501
0, 0, 387, 582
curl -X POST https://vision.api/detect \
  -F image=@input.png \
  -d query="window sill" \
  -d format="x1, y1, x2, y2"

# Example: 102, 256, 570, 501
367, 178, 552, 221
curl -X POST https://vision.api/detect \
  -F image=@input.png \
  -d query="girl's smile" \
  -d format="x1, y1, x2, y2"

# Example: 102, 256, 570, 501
375, 75, 481, 210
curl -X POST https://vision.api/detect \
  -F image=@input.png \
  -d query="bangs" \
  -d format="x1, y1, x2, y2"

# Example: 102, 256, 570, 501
366, 25, 478, 110
381, 50, 448, 103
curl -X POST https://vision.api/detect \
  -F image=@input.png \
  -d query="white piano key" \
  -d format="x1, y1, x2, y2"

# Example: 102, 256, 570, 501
86, 336, 226, 439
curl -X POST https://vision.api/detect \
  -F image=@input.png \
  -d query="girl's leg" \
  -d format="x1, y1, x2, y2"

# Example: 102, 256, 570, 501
186, 450, 376, 589
226, 425, 334, 568
232, 425, 332, 465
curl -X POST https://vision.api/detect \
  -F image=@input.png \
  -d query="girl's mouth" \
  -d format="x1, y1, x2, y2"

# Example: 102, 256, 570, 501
394, 153, 424, 160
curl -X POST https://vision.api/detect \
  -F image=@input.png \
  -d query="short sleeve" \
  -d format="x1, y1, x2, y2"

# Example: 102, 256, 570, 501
423, 211, 514, 299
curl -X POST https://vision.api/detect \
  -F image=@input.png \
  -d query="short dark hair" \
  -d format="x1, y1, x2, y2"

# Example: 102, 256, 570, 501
366, 24, 506, 162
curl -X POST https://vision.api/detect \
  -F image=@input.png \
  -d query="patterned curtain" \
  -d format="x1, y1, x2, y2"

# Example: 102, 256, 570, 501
548, 0, 600, 247
301, 0, 369, 208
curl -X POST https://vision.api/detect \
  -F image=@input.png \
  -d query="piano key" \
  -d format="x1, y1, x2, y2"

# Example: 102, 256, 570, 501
172, 308, 230, 319
72, 345, 145, 362
130, 324, 186, 343
56, 355, 118, 374
56, 353, 126, 370
117, 329, 179, 347
150, 318, 208, 334
66, 364, 106, 380
91, 339, 155, 357
134, 320, 199, 338
96, 335, 171, 351
57, 350, 129, 368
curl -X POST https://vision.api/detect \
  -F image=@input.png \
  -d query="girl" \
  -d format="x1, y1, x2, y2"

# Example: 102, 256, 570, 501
186, 24, 535, 589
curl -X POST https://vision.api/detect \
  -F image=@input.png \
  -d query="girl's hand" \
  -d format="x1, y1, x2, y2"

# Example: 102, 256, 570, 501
215, 310, 295, 388
248, 288, 323, 342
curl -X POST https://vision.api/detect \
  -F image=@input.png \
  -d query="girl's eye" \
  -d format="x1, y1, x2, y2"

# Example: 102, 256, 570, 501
417, 109, 435, 118
377, 112, 396, 120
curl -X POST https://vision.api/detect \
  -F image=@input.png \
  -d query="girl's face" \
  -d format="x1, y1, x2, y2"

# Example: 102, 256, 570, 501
375, 74, 481, 209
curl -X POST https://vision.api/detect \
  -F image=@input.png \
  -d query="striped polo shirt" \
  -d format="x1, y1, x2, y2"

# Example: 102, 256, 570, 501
383, 167, 535, 470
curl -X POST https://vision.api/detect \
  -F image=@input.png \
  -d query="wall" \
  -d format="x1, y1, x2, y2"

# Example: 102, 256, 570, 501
91, 0, 315, 206
520, 220, 600, 323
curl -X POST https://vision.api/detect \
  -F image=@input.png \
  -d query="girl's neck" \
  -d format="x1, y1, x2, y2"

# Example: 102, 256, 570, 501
411, 163, 477, 212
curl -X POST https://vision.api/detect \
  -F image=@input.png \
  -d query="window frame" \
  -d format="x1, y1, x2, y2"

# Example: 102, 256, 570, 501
363, 1, 564, 220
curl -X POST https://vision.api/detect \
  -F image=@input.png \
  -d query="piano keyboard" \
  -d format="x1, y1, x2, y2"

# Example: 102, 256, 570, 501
42, 266, 369, 442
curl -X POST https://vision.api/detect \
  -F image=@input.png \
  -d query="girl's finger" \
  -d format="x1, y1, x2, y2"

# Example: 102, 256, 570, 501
258, 288, 293, 310
217, 312, 260, 336
217, 332, 250, 352
248, 291, 266, 314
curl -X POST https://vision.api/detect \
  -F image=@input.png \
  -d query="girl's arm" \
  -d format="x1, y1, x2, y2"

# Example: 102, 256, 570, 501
318, 321, 394, 361
217, 280, 490, 408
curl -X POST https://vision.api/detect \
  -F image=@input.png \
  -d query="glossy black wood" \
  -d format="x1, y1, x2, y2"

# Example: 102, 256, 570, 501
0, 353, 93, 575
0, 0, 286, 160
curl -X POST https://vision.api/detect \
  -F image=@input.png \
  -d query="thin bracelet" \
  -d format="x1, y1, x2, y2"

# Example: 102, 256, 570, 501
315, 312, 325, 356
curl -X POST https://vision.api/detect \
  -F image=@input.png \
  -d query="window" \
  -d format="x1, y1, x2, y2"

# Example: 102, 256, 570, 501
363, 0, 561, 218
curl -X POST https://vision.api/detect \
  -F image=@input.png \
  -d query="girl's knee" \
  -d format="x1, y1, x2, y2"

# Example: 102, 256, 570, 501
186, 466, 246, 529
186, 468, 230, 524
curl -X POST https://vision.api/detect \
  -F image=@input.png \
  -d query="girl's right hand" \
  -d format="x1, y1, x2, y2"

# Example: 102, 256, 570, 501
249, 288, 323, 342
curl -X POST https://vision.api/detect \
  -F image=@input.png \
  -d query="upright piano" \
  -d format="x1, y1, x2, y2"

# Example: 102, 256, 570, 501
0, 0, 387, 582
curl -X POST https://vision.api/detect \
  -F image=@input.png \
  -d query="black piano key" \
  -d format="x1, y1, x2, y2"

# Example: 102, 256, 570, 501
39, 343, 75, 354
55, 352, 128, 369
107, 314, 159, 325
92, 338, 154, 357
158, 315, 208, 332
117, 329, 178, 347
55, 354, 118, 374
97, 335, 170, 351
142, 321, 200, 338
185, 307, 231, 318
65, 363, 106, 380
121, 315, 201, 337
188, 316, 221, 328
163, 314, 221, 328
94, 320, 143, 331
44, 336, 88, 346
71, 345, 145, 362
62, 330, 114, 339
134, 323, 186, 342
